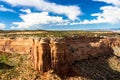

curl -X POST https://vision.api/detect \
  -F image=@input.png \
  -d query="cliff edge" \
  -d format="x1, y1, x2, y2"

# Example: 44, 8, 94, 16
0, 36, 120, 76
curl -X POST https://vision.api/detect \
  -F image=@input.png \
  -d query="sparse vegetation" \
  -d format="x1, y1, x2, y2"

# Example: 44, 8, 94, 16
72, 54, 120, 80
0, 53, 36, 80
0, 52, 61, 80
0, 52, 120, 80
0, 30, 119, 38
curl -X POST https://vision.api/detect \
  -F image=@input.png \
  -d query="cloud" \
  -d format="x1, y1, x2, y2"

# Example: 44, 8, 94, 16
93, 0, 120, 6
71, 6, 120, 25
71, 0, 120, 25
11, 9, 68, 29
20, 9, 31, 14
0, 5, 15, 12
1, 0, 81, 20
70, 19, 104, 25
0, 23, 5, 29
92, 6, 120, 23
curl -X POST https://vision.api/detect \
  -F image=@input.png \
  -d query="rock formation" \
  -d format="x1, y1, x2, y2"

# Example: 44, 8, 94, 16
111, 38, 120, 57
32, 38, 51, 72
0, 37, 119, 76
0, 38, 32, 54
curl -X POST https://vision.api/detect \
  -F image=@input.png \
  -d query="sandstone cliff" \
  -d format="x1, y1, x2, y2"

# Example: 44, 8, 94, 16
111, 38, 120, 57
0, 37, 120, 76
0, 38, 33, 54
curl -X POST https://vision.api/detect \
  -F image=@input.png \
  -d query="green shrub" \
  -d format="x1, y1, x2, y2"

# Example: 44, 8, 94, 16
0, 53, 8, 63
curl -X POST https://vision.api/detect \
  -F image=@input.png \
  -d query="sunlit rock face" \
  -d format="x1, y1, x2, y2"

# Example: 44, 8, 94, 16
0, 38, 33, 54
0, 37, 119, 76
111, 38, 120, 57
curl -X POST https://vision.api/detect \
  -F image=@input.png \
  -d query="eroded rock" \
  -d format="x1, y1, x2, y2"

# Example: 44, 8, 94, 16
111, 38, 120, 57
0, 37, 120, 76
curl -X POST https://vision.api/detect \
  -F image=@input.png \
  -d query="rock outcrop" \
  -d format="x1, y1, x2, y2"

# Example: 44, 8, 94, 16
111, 38, 120, 57
0, 37, 120, 76
0, 38, 32, 54
32, 38, 51, 72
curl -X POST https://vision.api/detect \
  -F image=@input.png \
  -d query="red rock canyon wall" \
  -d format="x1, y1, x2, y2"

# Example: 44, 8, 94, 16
0, 37, 120, 76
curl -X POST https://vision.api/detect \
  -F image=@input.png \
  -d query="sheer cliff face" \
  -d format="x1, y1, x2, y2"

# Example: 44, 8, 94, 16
0, 37, 119, 76
32, 38, 51, 72
0, 38, 33, 54
65, 37, 112, 62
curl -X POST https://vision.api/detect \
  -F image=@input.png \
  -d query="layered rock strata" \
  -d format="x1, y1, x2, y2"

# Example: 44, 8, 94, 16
0, 37, 119, 76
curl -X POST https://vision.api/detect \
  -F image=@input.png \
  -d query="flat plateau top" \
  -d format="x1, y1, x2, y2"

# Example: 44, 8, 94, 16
0, 30, 119, 38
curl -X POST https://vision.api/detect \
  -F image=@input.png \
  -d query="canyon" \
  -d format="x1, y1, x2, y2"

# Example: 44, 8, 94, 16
0, 36, 120, 77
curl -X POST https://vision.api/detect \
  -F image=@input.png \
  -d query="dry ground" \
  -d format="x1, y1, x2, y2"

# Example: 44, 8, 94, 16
0, 52, 120, 80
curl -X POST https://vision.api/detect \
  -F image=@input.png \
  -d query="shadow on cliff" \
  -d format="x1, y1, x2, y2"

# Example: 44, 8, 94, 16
56, 54, 120, 80
71, 54, 120, 80
56, 37, 120, 79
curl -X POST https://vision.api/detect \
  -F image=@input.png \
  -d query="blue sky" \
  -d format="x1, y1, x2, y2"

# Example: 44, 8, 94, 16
0, 0, 120, 30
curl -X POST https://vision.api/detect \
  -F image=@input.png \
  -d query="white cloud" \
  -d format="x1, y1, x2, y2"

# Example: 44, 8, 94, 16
93, 6, 120, 23
1, 0, 81, 20
71, 6, 120, 25
71, 0, 120, 25
11, 9, 68, 29
0, 5, 15, 12
0, 23, 5, 29
70, 19, 104, 25
20, 9, 31, 14
93, 0, 120, 6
